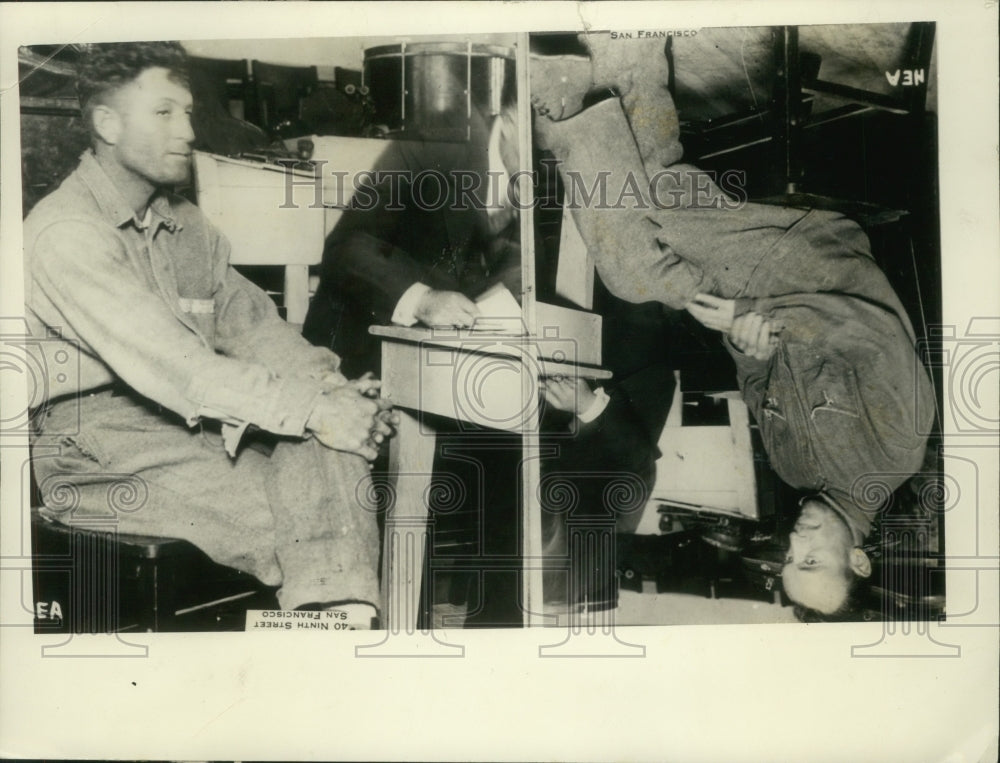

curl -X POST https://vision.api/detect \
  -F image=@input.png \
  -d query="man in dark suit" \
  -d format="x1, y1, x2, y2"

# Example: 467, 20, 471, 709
302, 98, 532, 626
302, 96, 663, 622
302, 103, 520, 376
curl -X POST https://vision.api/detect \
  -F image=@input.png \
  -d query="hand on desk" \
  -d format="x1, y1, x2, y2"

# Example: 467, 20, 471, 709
415, 289, 481, 329
307, 384, 398, 462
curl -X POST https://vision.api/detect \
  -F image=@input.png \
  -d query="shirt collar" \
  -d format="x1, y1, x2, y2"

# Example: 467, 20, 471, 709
148, 193, 181, 233
820, 489, 871, 547
76, 150, 181, 233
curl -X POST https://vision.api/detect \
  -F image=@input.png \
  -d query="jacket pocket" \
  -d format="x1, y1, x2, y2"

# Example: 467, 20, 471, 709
806, 362, 894, 470
757, 389, 818, 490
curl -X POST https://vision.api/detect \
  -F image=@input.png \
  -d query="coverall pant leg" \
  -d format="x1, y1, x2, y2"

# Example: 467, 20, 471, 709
33, 391, 381, 612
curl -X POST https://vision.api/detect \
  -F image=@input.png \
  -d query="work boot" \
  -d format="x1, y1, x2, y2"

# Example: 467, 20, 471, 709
577, 31, 685, 173
529, 54, 593, 121
530, 33, 646, 120
532, 33, 683, 172
577, 31, 634, 92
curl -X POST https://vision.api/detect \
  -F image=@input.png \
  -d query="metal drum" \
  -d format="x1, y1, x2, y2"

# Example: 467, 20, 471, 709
363, 41, 515, 141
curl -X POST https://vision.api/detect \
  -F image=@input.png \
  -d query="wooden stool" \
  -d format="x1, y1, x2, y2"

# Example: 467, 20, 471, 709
31, 508, 277, 633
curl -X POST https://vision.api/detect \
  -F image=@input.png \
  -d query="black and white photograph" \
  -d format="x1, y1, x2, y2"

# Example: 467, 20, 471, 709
15, 22, 946, 631
0, 2, 997, 761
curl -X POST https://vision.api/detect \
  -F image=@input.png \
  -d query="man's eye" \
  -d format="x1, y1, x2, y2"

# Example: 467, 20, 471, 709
784, 554, 793, 564
156, 109, 170, 117
805, 558, 818, 566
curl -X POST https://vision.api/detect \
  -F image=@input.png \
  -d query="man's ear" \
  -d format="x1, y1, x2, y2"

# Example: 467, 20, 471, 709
849, 547, 872, 578
91, 104, 122, 146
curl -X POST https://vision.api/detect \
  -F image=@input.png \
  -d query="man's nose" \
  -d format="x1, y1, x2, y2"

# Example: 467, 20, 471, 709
788, 533, 806, 558
176, 114, 195, 144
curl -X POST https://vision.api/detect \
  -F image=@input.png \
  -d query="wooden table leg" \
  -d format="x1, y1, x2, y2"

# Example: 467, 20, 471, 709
383, 409, 436, 634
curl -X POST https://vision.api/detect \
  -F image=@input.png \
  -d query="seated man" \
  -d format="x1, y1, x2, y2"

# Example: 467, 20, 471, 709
23, 42, 396, 627
531, 32, 935, 616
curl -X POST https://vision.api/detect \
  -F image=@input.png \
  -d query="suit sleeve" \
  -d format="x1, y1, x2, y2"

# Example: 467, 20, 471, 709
572, 391, 658, 496
319, 142, 465, 324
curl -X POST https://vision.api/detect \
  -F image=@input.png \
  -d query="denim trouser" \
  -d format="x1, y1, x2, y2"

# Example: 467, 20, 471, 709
32, 390, 381, 612
544, 96, 906, 309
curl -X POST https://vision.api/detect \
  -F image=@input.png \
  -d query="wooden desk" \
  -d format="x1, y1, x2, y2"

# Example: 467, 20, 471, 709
371, 325, 611, 631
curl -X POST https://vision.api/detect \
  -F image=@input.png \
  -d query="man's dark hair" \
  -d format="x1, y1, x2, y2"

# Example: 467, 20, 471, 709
76, 41, 189, 125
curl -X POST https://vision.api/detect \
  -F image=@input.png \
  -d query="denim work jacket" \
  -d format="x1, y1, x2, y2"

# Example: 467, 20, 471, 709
24, 151, 345, 454
635, 198, 934, 538
724, 210, 935, 539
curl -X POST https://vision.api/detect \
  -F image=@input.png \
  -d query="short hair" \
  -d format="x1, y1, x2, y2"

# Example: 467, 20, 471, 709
792, 576, 873, 623
76, 41, 189, 126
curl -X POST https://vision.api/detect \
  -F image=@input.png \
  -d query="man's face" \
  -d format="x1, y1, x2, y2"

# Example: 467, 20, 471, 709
104, 66, 195, 188
782, 500, 856, 614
